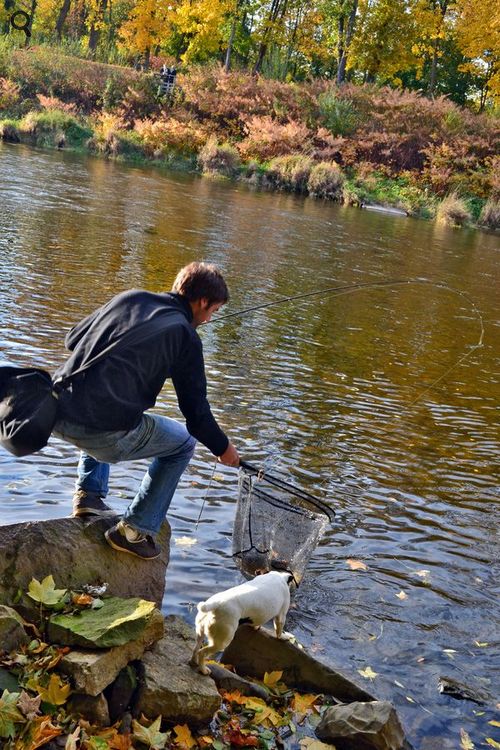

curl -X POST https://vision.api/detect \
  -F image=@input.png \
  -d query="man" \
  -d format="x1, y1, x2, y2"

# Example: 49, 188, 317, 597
53, 262, 240, 560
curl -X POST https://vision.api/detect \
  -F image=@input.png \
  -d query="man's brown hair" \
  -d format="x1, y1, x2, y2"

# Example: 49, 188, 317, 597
172, 262, 229, 306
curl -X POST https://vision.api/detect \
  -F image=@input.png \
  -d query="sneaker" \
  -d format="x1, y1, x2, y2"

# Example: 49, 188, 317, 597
105, 520, 161, 560
72, 489, 116, 518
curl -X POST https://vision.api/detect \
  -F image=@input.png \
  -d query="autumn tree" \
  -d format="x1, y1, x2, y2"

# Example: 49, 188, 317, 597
455, 0, 500, 108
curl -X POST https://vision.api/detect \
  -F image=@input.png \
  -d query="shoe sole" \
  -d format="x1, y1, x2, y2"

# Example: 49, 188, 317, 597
104, 531, 161, 560
73, 508, 118, 518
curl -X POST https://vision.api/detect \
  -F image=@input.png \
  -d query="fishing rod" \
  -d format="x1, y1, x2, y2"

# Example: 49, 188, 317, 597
194, 277, 484, 525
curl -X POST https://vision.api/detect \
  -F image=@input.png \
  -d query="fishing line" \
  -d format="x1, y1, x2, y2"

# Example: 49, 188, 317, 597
210, 276, 484, 413
199, 277, 484, 508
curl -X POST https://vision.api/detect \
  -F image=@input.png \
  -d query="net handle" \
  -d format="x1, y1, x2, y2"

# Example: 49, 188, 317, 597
239, 460, 335, 521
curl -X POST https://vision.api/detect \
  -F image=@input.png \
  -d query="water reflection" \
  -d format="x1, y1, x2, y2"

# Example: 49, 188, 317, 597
0, 142, 499, 746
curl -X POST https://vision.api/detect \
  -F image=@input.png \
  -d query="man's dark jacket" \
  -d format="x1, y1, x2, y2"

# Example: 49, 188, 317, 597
54, 290, 228, 456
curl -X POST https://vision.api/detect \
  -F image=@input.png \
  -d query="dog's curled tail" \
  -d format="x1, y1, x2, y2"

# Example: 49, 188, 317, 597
197, 601, 217, 613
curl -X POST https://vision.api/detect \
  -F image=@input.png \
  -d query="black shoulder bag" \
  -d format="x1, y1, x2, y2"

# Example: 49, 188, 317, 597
0, 313, 176, 458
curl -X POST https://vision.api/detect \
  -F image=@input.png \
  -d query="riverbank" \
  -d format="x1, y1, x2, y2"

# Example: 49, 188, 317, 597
1, 45, 499, 231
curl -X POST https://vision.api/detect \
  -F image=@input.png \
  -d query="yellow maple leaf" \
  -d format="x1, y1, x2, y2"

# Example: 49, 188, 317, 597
35, 674, 71, 706
173, 724, 196, 749
292, 694, 319, 714
396, 591, 408, 600
358, 667, 378, 680
459, 728, 474, 750
300, 739, 335, 750
27, 576, 67, 606
346, 559, 368, 571
488, 721, 500, 728
486, 740, 500, 749
263, 671, 283, 687
221, 690, 247, 705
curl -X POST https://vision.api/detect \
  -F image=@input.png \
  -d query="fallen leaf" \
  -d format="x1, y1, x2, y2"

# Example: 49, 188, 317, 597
299, 738, 336, 750
72, 593, 93, 607
109, 733, 133, 750
173, 724, 196, 749
64, 725, 81, 750
221, 690, 247, 705
198, 736, 214, 747
174, 537, 197, 547
394, 681, 405, 689
0, 689, 24, 739
414, 570, 430, 581
291, 693, 319, 716
27, 576, 67, 607
132, 716, 168, 750
213, 474, 225, 481
25, 716, 62, 749
263, 671, 283, 687
489, 721, 500, 728
224, 728, 258, 747
346, 559, 368, 571
16, 690, 41, 720
358, 667, 378, 680
486, 740, 500, 749
406, 696, 415, 703
35, 674, 71, 706
396, 591, 408, 600
460, 728, 474, 750
474, 641, 488, 647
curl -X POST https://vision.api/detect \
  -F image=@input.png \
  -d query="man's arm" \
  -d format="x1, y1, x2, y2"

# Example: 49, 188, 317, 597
171, 332, 239, 464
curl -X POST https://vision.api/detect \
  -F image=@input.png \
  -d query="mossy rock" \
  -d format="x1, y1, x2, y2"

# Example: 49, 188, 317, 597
48, 597, 157, 648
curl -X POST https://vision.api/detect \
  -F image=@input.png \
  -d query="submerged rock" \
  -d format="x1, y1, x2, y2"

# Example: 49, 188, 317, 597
48, 597, 158, 648
135, 615, 221, 725
438, 675, 489, 705
222, 625, 374, 703
0, 517, 170, 611
57, 608, 164, 695
316, 701, 407, 750
0, 604, 29, 652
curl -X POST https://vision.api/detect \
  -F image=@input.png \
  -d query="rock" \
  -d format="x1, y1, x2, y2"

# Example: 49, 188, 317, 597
135, 615, 221, 725
316, 701, 406, 750
68, 692, 110, 726
0, 517, 169, 613
206, 663, 269, 700
57, 609, 164, 695
48, 597, 158, 648
438, 676, 489, 705
222, 625, 374, 703
0, 604, 29, 652
105, 665, 139, 723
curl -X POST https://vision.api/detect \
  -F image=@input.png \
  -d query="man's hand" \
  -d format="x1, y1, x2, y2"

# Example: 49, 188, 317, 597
218, 441, 240, 467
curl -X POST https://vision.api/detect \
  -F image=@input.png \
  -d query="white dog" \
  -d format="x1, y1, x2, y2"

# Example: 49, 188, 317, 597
190, 570, 293, 675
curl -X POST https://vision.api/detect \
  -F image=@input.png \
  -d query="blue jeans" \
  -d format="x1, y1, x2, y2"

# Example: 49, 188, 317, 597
53, 414, 196, 536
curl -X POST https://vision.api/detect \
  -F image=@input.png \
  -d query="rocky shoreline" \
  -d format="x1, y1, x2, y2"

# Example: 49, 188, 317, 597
0, 516, 411, 749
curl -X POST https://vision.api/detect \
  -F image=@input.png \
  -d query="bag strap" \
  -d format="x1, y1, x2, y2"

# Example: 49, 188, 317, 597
53, 311, 181, 393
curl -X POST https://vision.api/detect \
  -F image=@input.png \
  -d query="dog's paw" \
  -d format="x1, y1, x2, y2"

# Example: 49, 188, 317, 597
199, 665, 211, 676
280, 631, 295, 641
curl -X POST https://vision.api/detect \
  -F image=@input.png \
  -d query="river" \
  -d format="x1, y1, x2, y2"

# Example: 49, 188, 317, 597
0, 142, 499, 748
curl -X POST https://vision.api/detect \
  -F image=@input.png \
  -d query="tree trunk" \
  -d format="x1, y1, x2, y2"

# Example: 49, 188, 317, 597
55, 0, 71, 39
224, 14, 237, 72
337, 0, 358, 85
88, 0, 107, 53
25, 0, 36, 46
252, 0, 282, 75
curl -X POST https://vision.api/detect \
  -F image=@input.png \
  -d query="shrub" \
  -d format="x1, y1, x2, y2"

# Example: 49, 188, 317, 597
478, 199, 500, 230
134, 115, 207, 156
19, 109, 92, 148
238, 115, 311, 161
318, 91, 360, 136
0, 119, 21, 142
435, 194, 471, 227
0, 77, 20, 111
198, 136, 241, 176
265, 154, 314, 193
307, 162, 344, 200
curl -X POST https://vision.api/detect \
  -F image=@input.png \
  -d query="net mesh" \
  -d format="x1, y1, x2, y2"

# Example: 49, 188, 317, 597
232, 464, 334, 583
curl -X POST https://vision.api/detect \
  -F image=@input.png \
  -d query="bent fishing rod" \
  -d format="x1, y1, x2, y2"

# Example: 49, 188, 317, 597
194, 277, 484, 526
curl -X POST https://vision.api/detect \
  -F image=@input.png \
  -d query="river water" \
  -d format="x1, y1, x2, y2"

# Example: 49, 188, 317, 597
0, 142, 499, 747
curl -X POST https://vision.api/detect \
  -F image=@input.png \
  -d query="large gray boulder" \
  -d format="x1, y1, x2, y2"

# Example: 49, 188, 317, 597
222, 625, 374, 703
0, 604, 29, 652
57, 609, 164, 695
316, 701, 407, 750
135, 615, 221, 725
0, 517, 169, 611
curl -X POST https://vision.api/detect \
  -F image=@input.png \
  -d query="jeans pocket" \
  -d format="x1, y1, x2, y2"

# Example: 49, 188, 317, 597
112, 415, 155, 462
